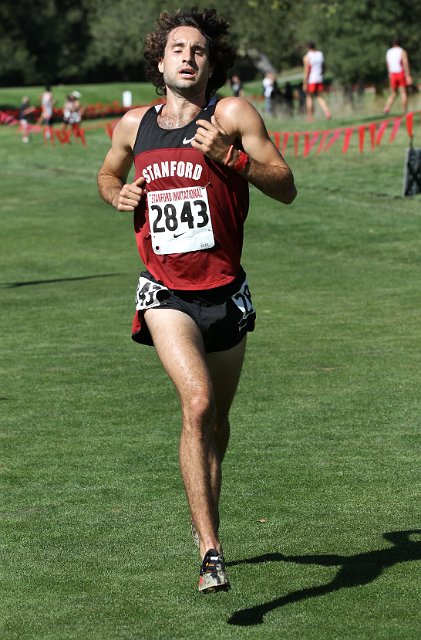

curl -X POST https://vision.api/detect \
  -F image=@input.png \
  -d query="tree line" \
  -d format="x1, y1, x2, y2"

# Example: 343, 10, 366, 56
1, 0, 419, 88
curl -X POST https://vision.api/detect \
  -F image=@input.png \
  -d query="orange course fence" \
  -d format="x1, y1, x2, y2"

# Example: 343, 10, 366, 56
1, 106, 419, 154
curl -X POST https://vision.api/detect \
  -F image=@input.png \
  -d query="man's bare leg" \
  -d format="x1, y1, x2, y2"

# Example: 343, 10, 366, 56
189, 338, 247, 550
205, 339, 246, 500
306, 94, 314, 121
384, 89, 397, 114
399, 86, 408, 113
144, 308, 242, 557
317, 95, 331, 119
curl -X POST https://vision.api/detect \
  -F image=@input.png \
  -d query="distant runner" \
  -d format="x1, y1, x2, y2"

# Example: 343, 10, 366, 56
303, 42, 331, 121
384, 38, 413, 114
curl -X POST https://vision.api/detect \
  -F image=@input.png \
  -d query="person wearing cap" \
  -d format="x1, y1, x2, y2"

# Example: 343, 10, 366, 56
62, 92, 83, 130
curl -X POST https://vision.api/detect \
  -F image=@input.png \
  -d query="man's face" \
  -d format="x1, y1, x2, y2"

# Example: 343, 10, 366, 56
158, 26, 213, 96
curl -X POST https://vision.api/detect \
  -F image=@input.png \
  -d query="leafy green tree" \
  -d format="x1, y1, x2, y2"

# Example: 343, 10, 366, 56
84, 0, 300, 81
1, 0, 419, 88
85, 0, 150, 79
0, 0, 304, 86
215, 0, 299, 71
0, 0, 91, 86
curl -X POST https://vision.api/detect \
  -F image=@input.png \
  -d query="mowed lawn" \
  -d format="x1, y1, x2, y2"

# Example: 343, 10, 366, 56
1, 115, 420, 639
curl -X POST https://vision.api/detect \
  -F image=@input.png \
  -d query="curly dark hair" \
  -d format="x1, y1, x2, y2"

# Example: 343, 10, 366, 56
144, 7, 236, 100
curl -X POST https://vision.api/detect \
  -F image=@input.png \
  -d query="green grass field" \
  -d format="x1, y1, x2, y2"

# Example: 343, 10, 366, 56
1, 106, 420, 639
0, 83, 159, 110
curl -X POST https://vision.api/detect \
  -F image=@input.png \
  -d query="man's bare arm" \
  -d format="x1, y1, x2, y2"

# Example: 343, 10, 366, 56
97, 108, 147, 211
194, 98, 297, 204
303, 55, 309, 91
238, 149, 296, 204
402, 50, 412, 84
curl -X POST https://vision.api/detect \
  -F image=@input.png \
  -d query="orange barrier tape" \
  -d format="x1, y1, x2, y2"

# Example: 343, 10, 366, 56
269, 110, 420, 157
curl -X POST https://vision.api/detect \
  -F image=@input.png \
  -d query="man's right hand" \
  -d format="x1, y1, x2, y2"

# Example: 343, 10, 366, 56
116, 176, 146, 211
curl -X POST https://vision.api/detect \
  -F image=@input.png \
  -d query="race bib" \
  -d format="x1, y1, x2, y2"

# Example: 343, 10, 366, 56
231, 279, 255, 330
147, 186, 214, 255
135, 276, 169, 311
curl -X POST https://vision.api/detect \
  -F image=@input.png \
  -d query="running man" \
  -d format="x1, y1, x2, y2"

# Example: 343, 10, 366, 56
303, 42, 331, 120
97, 7, 296, 593
384, 38, 413, 114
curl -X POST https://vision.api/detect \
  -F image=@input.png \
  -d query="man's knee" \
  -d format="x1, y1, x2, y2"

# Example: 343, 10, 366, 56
182, 392, 216, 434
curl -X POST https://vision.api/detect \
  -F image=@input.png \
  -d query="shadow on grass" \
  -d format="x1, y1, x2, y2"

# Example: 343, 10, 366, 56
0, 273, 123, 288
227, 529, 421, 626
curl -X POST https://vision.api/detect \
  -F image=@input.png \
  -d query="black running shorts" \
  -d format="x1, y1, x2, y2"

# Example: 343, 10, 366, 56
131, 268, 256, 353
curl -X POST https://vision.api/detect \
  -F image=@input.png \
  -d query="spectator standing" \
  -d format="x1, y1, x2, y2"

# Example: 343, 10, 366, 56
39, 85, 54, 125
262, 72, 275, 114
230, 74, 244, 97
38, 85, 55, 140
69, 91, 83, 127
18, 96, 35, 143
62, 94, 73, 129
62, 91, 83, 131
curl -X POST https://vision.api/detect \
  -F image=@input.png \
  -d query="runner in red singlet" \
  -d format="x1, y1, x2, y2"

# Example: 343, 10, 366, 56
98, 7, 296, 594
